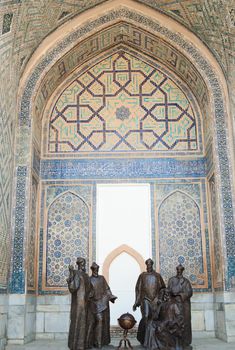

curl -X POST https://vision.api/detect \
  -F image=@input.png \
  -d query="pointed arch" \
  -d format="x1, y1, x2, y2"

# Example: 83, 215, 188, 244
47, 190, 89, 211
102, 244, 145, 283
158, 190, 200, 211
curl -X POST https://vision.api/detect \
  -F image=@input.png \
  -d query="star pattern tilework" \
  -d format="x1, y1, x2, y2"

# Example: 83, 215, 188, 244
49, 52, 198, 154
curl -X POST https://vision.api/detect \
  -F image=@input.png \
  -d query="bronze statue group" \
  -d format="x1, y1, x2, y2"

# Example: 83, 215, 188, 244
133, 259, 192, 350
67, 258, 117, 350
67, 257, 192, 350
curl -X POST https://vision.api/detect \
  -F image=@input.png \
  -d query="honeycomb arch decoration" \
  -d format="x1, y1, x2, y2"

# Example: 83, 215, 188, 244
158, 191, 205, 287
48, 51, 198, 154
46, 191, 89, 288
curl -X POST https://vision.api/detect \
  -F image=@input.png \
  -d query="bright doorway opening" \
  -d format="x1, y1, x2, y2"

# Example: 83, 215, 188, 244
96, 183, 152, 325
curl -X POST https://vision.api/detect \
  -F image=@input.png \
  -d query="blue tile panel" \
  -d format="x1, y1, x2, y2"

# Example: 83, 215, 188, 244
27, 176, 38, 291
10, 166, 27, 293
40, 158, 206, 179
155, 180, 211, 292
46, 192, 89, 288
159, 191, 204, 285
38, 185, 92, 293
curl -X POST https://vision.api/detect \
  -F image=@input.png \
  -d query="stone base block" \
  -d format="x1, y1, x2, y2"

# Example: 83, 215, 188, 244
55, 333, 67, 340
192, 331, 215, 338
0, 338, 7, 350
36, 333, 55, 340
7, 340, 25, 345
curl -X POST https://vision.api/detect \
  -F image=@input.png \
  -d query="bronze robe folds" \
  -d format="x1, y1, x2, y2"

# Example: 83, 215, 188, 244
68, 270, 92, 350
87, 275, 115, 348
168, 276, 193, 346
135, 271, 166, 344
144, 298, 184, 350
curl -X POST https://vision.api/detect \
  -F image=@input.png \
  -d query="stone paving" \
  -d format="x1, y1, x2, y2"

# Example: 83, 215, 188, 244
6, 336, 235, 350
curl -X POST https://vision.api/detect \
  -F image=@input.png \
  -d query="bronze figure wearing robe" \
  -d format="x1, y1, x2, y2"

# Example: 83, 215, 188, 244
133, 258, 166, 344
168, 264, 193, 348
67, 257, 92, 350
86, 262, 117, 348
144, 289, 184, 350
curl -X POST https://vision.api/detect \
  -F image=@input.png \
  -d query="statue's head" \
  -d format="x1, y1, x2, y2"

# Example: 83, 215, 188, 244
90, 262, 99, 276
145, 258, 154, 272
76, 257, 86, 271
176, 264, 185, 276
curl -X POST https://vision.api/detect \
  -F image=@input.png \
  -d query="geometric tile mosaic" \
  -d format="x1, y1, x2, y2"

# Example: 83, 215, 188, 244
10, 166, 27, 294
5, 0, 235, 77
35, 23, 207, 150
46, 191, 89, 288
27, 176, 38, 291
48, 51, 199, 154
208, 174, 223, 289
0, 207, 9, 288
33, 148, 40, 175
0, 36, 14, 290
39, 184, 93, 292
138, 0, 235, 73
0, 116, 12, 288
156, 183, 208, 289
154, 178, 211, 292
2, 13, 13, 34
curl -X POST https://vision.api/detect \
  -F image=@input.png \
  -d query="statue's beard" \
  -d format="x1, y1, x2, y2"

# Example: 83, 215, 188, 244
147, 267, 153, 273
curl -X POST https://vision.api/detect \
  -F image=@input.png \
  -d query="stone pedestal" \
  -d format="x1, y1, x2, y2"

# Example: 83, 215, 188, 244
7, 295, 36, 345
36, 295, 70, 340
191, 293, 215, 335
4, 292, 235, 345
0, 295, 8, 350
214, 291, 235, 342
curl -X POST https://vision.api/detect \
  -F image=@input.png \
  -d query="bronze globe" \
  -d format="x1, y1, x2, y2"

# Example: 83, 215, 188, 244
117, 313, 136, 349
118, 312, 137, 330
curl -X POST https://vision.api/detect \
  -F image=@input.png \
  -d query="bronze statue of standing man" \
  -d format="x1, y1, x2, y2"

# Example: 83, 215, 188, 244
86, 262, 117, 348
168, 264, 193, 349
67, 257, 92, 350
133, 258, 166, 344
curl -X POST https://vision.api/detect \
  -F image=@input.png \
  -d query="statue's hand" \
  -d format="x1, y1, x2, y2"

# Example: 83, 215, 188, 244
153, 297, 161, 305
133, 303, 138, 311
110, 296, 117, 304
68, 265, 74, 271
